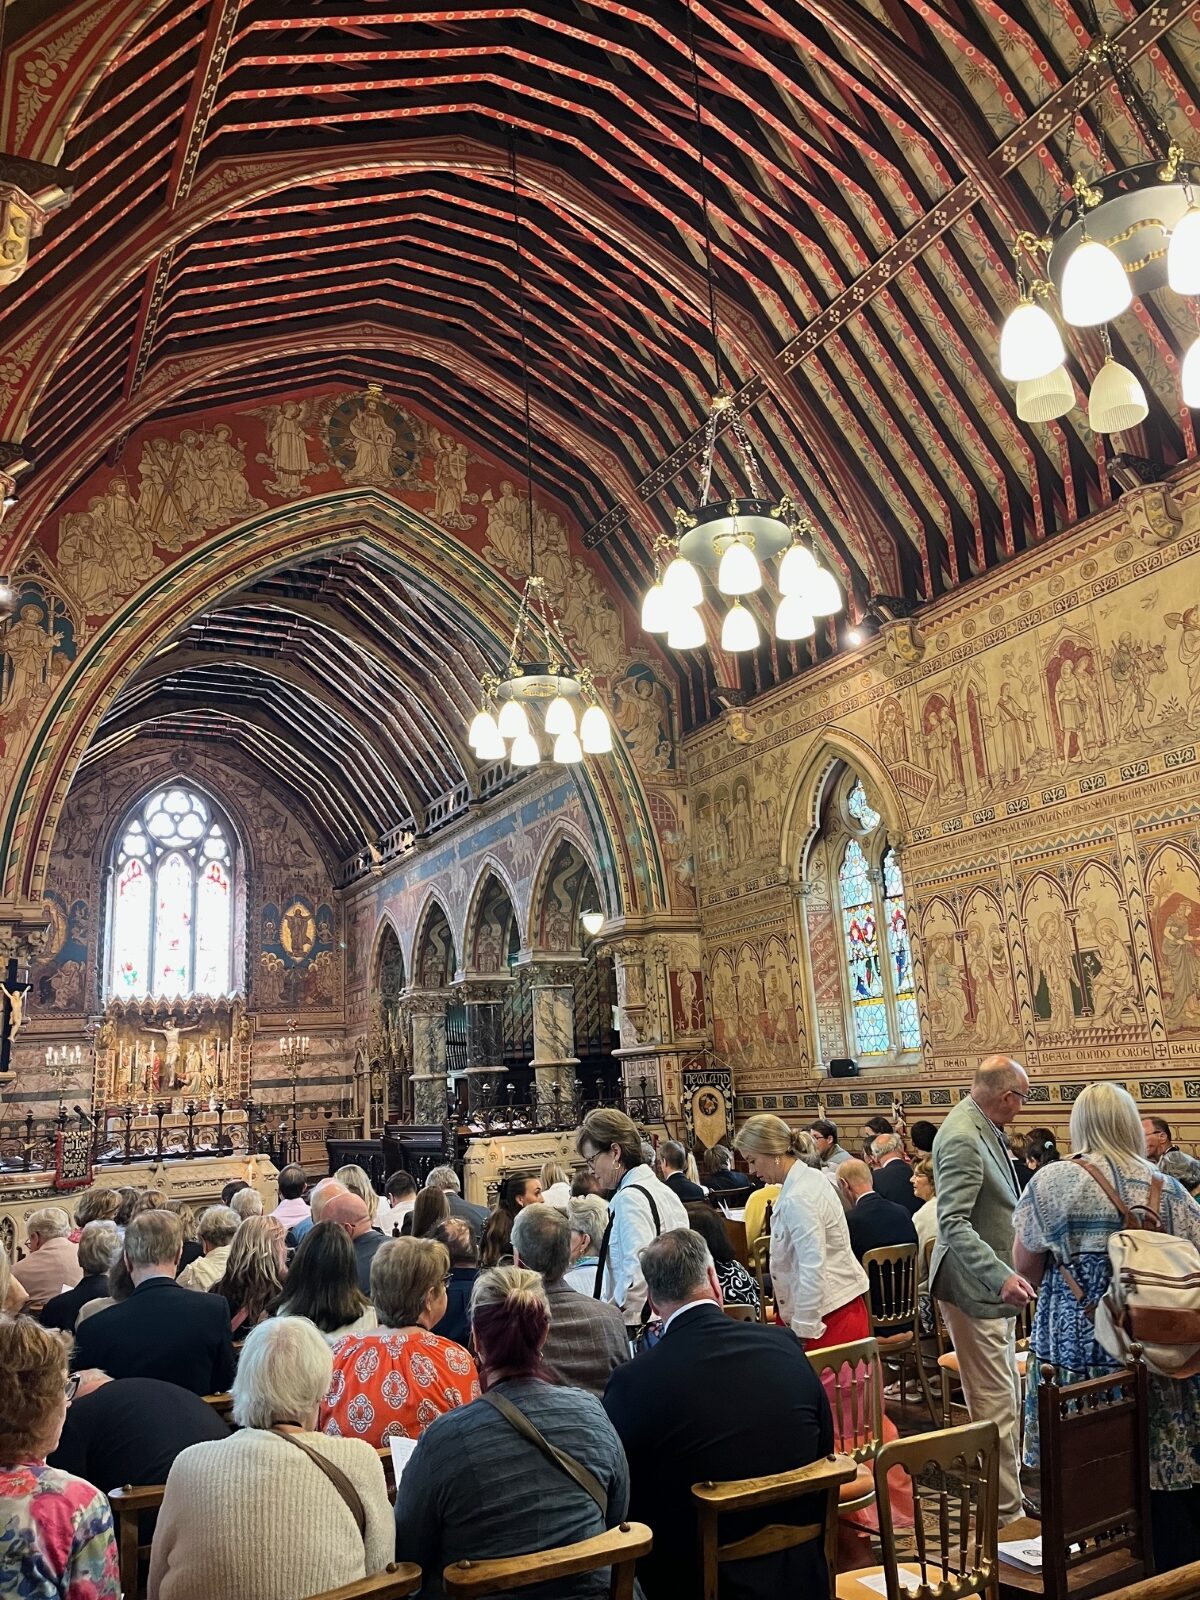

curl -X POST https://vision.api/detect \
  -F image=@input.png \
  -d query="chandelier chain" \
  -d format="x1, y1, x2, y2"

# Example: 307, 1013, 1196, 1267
508, 130, 537, 580
686, 1, 722, 399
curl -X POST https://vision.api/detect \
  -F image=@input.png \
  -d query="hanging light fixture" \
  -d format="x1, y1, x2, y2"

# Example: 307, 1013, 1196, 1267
466, 137, 612, 770
996, 26, 1200, 427
642, 3, 842, 655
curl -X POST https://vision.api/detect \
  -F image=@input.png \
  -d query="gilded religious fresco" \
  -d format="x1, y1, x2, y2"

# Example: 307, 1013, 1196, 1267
259, 896, 339, 1012
685, 476, 1200, 1111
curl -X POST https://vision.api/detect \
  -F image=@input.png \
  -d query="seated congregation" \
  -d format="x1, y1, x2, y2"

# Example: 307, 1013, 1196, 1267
3, 1073, 1200, 1600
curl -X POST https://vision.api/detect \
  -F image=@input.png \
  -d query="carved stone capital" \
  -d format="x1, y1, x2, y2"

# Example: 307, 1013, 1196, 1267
452, 972, 513, 1005
527, 961, 584, 989
0, 900, 50, 969
398, 987, 450, 1018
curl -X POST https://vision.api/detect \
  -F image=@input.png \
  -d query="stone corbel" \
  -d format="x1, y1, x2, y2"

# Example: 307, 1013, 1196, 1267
0, 156, 71, 289
881, 617, 925, 666
0, 899, 50, 970
1124, 480, 1183, 547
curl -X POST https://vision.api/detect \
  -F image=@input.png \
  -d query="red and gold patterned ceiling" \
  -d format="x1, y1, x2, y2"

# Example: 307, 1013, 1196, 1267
2, 0, 1200, 718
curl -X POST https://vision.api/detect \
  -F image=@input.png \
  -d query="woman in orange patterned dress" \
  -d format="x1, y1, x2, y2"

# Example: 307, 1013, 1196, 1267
318, 1236, 479, 1448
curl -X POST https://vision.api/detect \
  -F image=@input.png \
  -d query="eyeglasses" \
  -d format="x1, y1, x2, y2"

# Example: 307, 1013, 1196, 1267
65, 1374, 81, 1403
442, 1273, 454, 1289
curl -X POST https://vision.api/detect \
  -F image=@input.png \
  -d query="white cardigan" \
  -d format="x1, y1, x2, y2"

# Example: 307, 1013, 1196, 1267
147, 1427, 393, 1600
600, 1166, 689, 1323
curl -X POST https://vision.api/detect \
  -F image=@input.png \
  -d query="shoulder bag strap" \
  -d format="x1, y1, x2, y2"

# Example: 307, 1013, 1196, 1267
1058, 1158, 1151, 1313
1147, 1172, 1165, 1224
480, 1391, 608, 1518
271, 1428, 367, 1541
591, 1182, 662, 1299
1074, 1158, 1141, 1229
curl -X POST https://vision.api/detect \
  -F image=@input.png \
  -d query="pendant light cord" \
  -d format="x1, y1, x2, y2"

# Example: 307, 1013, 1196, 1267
686, 3, 722, 399
509, 131, 537, 579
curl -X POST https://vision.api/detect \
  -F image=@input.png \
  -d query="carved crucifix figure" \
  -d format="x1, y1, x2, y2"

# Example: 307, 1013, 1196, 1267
150, 1019, 200, 1086
1, 982, 28, 1041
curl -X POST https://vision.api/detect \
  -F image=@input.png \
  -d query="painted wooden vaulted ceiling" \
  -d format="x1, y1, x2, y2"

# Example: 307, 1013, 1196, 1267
3, 0, 1200, 819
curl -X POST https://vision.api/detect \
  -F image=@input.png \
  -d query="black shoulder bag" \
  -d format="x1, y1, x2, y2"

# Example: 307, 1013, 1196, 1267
480, 1391, 607, 1517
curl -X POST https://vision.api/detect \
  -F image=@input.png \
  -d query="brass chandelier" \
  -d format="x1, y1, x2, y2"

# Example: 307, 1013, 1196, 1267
467, 139, 612, 769
641, 4, 842, 654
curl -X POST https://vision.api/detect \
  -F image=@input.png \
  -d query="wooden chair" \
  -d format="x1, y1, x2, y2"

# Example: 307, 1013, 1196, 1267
931, 1295, 968, 1429
110, 1485, 419, 1600
203, 1390, 234, 1420
308, 1569, 422, 1599
1099, 1563, 1200, 1600
693, 1452, 858, 1600
723, 1302, 755, 1322
750, 1234, 774, 1321
806, 1337, 885, 1517
862, 1242, 938, 1424
442, 1521, 652, 1598
835, 1420, 1000, 1600
998, 1357, 1151, 1600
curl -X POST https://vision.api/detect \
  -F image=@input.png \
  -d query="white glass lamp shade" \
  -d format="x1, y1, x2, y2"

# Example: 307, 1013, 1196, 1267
1060, 238, 1132, 327
496, 698, 530, 740
716, 537, 762, 596
662, 555, 703, 609
1168, 207, 1200, 296
1183, 335, 1200, 408
553, 729, 583, 764
809, 564, 843, 617
510, 730, 542, 766
580, 704, 613, 754
476, 723, 508, 761
544, 695, 576, 736
1087, 357, 1148, 433
1016, 365, 1075, 423
999, 298, 1065, 381
640, 582, 671, 633
775, 594, 816, 639
468, 709, 498, 751
721, 601, 761, 652
777, 539, 818, 596
580, 910, 605, 936
667, 606, 706, 649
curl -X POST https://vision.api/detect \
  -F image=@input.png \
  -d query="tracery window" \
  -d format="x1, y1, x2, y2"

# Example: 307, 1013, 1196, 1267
109, 788, 235, 999
835, 776, 920, 1058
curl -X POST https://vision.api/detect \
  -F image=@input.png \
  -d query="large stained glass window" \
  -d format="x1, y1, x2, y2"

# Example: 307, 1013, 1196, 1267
109, 788, 235, 999
833, 776, 920, 1059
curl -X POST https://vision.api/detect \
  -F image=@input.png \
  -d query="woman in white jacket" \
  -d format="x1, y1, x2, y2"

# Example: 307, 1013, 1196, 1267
576, 1108, 688, 1332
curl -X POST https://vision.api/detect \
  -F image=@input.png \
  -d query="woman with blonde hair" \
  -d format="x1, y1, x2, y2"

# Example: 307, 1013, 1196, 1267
333, 1163, 387, 1229
735, 1113, 868, 1349
212, 1216, 286, 1333
395, 1265, 630, 1591
1014, 1081, 1200, 1568
318, 1237, 479, 1447
540, 1158, 572, 1209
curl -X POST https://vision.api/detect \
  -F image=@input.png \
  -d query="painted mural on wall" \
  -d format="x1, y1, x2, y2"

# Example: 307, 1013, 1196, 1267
259, 897, 339, 1011
31, 890, 88, 1011
685, 476, 1200, 1095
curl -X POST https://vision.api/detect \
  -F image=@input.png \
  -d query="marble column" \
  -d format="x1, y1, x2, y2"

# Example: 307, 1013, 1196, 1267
454, 974, 510, 1112
523, 957, 583, 1107
402, 990, 450, 1124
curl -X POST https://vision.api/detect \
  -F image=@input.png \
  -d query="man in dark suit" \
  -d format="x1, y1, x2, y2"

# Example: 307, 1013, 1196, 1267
424, 1165, 489, 1241
322, 1190, 387, 1294
659, 1140, 706, 1203
869, 1133, 923, 1215
604, 1229, 832, 1600
838, 1159, 918, 1330
73, 1210, 235, 1397
49, 1374, 230, 1491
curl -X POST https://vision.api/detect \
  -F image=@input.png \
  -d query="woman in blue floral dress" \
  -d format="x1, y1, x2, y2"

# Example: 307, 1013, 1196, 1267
1013, 1082, 1200, 1570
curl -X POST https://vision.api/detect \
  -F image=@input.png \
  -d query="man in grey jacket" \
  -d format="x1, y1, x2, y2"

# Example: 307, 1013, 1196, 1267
931, 1056, 1035, 1521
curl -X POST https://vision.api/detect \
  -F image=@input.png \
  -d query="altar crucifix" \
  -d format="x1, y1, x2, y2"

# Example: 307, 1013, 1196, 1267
0, 959, 32, 1081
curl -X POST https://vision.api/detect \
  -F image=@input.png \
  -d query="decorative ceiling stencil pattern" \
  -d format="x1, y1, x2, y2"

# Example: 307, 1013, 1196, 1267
1, 0, 1199, 719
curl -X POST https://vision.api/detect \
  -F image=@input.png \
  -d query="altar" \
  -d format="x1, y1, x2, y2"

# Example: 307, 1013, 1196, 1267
0, 1153, 279, 1256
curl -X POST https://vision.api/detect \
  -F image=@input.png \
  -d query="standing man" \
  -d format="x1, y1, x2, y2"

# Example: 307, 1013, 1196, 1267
658, 1141, 705, 1203
1142, 1115, 1200, 1193
930, 1056, 1034, 1522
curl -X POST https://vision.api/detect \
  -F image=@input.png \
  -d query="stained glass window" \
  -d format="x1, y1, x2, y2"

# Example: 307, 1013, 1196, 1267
840, 838, 888, 1055
883, 847, 921, 1051
108, 789, 235, 998
846, 778, 881, 833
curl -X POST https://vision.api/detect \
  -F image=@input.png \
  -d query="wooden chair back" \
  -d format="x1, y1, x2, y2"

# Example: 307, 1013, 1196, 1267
806, 1337, 885, 1469
108, 1483, 165, 1599
307, 1567, 422, 1599
442, 1521, 651, 1598
203, 1390, 234, 1420
873, 1421, 1000, 1600
723, 1303, 755, 1322
1036, 1356, 1151, 1600
749, 1233, 772, 1316
861, 1242, 919, 1333
692, 1453, 857, 1600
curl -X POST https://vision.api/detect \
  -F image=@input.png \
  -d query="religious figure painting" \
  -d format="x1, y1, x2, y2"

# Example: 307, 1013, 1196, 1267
669, 968, 705, 1035
1103, 631, 1169, 741
426, 425, 478, 529
324, 385, 423, 488
612, 666, 673, 777
1146, 843, 1200, 1031
32, 891, 89, 1011
919, 693, 965, 809
1044, 637, 1104, 765
1023, 879, 1084, 1033
1164, 606, 1200, 727
249, 399, 325, 498
1, 581, 76, 718
961, 889, 1018, 1045
1071, 862, 1141, 1029
260, 896, 337, 1009
482, 480, 532, 573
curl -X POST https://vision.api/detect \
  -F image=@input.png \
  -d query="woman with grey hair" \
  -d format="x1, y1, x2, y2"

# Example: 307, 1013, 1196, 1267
1014, 1080, 1200, 1568
42, 1221, 122, 1332
563, 1193, 609, 1293
147, 1316, 393, 1600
